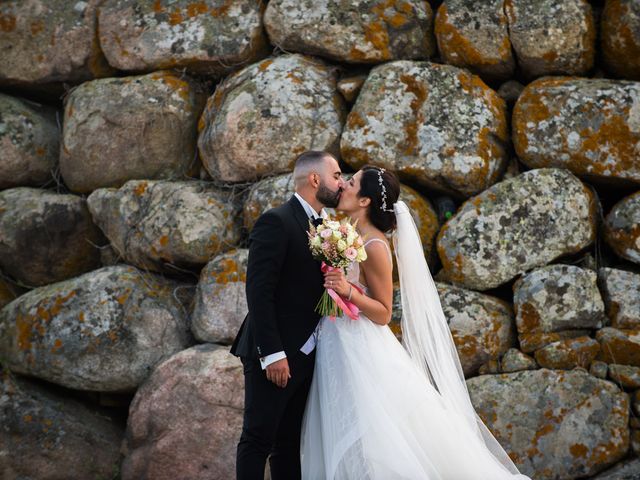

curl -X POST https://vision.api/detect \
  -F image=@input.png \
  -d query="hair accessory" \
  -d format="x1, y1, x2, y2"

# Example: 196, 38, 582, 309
376, 167, 395, 213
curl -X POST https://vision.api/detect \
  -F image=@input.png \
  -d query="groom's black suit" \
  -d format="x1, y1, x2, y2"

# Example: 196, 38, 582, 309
231, 195, 324, 480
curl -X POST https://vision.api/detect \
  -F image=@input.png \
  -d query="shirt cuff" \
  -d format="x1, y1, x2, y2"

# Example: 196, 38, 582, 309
260, 351, 287, 370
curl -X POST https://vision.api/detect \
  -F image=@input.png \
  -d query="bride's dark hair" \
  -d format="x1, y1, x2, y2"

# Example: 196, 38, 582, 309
357, 165, 400, 233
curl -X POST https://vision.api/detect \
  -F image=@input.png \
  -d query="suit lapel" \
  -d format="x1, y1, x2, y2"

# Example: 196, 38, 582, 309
287, 195, 313, 235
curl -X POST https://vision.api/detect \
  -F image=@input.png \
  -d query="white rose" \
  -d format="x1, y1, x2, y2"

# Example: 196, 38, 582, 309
332, 230, 342, 241
337, 240, 347, 252
356, 247, 367, 262
328, 221, 340, 230
346, 233, 355, 245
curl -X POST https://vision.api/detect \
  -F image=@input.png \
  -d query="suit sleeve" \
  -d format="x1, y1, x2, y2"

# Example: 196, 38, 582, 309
245, 211, 288, 357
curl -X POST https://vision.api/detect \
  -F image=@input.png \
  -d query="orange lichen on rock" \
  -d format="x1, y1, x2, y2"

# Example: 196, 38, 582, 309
212, 258, 246, 284
186, 2, 209, 17
576, 109, 638, 177
0, 13, 16, 32
134, 181, 148, 196
30, 20, 45, 35
363, 21, 391, 59
399, 73, 427, 155
435, 5, 501, 67
258, 59, 273, 72
517, 302, 542, 333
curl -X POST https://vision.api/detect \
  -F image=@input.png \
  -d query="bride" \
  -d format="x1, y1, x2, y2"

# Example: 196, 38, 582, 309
301, 166, 530, 479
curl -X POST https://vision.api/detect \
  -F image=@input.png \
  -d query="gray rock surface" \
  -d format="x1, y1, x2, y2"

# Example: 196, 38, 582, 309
599, 267, 640, 328
87, 180, 242, 273
437, 169, 597, 290
435, 0, 514, 82
191, 249, 248, 345
198, 54, 346, 183
0, 94, 59, 189
505, 0, 595, 79
264, 0, 435, 63
534, 336, 600, 370
467, 369, 629, 479
121, 344, 243, 480
513, 77, 640, 186
60, 71, 207, 193
0, 188, 104, 286
341, 60, 509, 198
98, 0, 268, 76
604, 191, 640, 265
500, 348, 538, 373
0, 0, 114, 87
596, 327, 640, 367
438, 282, 516, 377
0, 373, 123, 480
0, 265, 193, 392
602, 0, 640, 80
513, 264, 605, 335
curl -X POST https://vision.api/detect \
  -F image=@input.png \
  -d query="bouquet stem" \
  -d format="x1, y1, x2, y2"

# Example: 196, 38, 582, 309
315, 289, 340, 318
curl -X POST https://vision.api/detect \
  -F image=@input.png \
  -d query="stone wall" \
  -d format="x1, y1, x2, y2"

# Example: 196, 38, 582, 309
0, 1, 639, 479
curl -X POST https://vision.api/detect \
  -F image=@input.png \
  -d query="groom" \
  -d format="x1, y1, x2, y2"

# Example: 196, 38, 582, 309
231, 151, 344, 479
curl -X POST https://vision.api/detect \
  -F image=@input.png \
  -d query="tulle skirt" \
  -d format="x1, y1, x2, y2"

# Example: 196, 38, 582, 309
300, 314, 531, 480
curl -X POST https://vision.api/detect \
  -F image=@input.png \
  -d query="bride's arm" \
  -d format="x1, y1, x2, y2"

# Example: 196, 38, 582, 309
324, 241, 393, 325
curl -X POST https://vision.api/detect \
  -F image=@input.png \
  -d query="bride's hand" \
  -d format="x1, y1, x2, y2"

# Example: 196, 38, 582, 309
324, 269, 350, 297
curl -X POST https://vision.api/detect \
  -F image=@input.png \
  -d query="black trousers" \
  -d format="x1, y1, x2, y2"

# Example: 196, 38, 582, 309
236, 351, 315, 480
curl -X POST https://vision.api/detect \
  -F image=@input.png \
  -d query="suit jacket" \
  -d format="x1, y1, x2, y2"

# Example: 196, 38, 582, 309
231, 196, 325, 360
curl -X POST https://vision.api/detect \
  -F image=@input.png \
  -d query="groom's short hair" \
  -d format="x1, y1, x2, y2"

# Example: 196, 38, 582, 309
293, 151, 334, 187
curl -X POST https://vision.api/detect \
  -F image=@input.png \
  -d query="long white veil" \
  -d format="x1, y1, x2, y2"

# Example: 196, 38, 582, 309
392, 200, 524, 475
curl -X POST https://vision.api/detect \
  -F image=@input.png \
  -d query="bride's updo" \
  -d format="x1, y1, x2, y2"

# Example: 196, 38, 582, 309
357, 165, 400, 233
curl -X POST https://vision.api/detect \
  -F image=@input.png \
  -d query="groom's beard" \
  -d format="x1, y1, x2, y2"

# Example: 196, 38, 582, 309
317, 184, 341, 208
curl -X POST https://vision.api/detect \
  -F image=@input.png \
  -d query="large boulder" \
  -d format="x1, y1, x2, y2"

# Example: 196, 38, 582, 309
604, 191, 640, 265
504, 0, 595, 79
467, 369, 629, 479
513, 77, 640, 186
513, 264, 605, 335
198, 54, 346, 183
0, 373, 123, 479
438, 282, 516, 377
601, 0, 640, 80
599, 267, 640, 328
341, 61, 508, 198
0, 93, 59, 189
434, 0, 514, 82
121, 344, 243, 480
437, 169, 597, 290
0, 0, 114, 88
264, 0, 435, 63
87, 180, 242, 273
98, 0, 268, 76
0, 265, 193, 392
0, 188, 104, 286
191, 249, 248, 345
60, 70, 207, 193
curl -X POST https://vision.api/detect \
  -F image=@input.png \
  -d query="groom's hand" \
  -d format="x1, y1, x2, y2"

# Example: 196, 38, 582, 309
266, 358, 291, 388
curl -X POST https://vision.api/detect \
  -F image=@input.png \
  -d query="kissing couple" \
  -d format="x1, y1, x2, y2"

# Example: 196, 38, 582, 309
231, 151, 530, 479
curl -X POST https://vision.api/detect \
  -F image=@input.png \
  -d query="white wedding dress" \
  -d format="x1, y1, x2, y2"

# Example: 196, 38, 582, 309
301, 204, 531, 480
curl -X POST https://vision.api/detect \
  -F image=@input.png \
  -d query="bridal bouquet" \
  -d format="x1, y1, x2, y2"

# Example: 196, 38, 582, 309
308, 217, 367, 320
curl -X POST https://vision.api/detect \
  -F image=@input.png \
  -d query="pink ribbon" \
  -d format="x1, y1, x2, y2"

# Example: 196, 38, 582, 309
321, 262, 363, 321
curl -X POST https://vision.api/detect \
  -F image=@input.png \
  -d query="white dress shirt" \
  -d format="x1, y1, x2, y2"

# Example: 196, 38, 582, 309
260, 192, 325, 369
